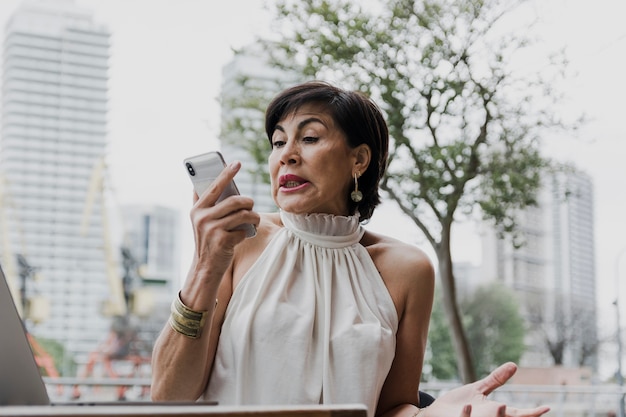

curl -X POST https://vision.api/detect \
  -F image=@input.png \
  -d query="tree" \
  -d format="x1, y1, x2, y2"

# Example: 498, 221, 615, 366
425, 283, 525, 381
527, 292, 599, 367
253, 0, 576, 382
463, 283, 525, 378
424, 290, 458, 381
219, 45, 305, 185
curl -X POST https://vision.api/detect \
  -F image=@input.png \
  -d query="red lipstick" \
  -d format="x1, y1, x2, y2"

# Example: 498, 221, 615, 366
279, 174, 310, 192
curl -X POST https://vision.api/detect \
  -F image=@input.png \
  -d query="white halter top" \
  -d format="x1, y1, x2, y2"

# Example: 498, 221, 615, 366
203, 211, 398, 417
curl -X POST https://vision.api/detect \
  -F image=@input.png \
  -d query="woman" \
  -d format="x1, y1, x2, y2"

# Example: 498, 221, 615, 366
151, 81, 550, 417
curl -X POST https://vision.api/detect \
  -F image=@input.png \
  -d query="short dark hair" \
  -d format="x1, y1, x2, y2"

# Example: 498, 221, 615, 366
265, 81, 389, 221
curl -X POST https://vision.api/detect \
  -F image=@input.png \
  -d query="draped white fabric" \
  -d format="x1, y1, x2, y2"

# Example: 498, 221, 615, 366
203, 210, 398, 417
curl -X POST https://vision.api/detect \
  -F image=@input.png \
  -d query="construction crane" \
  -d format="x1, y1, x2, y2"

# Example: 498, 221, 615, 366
15, 254, 50, 325
80, 156, 155, 318
0, 174, 60, 382
0, 174, 49, 323
0, 173, 24, 314
80, 156, 127, 317
74, 156, 154, 400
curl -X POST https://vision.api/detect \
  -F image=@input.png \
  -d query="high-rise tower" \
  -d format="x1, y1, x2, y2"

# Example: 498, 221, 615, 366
0, 0, 112, 366
481, 167, 597, 368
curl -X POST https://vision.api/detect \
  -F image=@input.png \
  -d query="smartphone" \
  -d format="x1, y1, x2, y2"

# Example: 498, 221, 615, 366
183, 151, 257, 238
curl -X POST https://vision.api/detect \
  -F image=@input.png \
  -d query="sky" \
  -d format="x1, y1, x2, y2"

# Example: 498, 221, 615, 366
0, 0, 625, 349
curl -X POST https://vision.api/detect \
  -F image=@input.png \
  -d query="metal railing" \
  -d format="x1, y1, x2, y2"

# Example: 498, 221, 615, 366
421, 382, 625, 417
43, 377, 625, 417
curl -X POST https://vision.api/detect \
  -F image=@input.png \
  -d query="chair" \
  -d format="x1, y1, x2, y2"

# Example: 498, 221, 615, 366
419, 390, 436, 408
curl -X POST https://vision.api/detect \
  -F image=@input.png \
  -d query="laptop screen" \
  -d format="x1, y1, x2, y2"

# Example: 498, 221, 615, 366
0, 263, 51, 405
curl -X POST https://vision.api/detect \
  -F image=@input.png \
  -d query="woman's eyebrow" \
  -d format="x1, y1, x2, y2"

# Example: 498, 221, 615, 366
274, 117, 326, 134
298, 117, 325, 129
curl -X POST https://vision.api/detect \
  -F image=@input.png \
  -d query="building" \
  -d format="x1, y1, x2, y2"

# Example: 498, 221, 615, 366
118, 204, 181, 347
453, 261, 486, 302
218, 44, 303, 213
0, 0, 112, 368
481, 167, 597, 369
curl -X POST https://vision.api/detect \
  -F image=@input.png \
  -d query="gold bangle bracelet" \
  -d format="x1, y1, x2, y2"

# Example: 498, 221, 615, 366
168, 292, 210, 339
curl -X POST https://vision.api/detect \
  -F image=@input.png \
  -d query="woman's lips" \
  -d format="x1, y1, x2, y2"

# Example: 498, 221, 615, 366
279, 174, 310, 192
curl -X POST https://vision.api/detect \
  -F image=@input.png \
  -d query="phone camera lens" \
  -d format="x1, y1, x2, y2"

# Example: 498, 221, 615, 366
186, 162, 196, 176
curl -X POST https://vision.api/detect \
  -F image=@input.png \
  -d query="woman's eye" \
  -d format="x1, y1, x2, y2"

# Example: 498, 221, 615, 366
303, 136, 318, 143
272, 140, 286, 148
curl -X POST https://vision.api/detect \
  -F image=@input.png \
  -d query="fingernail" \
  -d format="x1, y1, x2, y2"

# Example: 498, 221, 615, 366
229, 161, 241, 171
463, 404, 471, 415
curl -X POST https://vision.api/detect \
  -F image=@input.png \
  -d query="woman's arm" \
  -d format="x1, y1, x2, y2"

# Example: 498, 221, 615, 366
374, 238, 550, 417
150, 262, 232, 401
375, 243, 435, 416
150, 161, 259, 400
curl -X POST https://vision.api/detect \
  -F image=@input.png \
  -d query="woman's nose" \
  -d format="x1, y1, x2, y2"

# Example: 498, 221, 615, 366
280, 140, 300, 165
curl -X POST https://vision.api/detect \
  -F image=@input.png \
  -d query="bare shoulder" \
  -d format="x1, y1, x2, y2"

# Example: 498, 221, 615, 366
362, 229, 433, 279
361, 229, 435, 312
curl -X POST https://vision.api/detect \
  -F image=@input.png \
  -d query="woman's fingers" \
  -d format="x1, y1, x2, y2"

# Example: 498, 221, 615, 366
476, 362, 517, 396
196, 161, 241, 206
505, 405, 551, 417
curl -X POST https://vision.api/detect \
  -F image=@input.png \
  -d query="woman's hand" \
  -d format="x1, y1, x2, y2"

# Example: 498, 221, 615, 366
190, 161, 259, 272
425, 362, 550, 417
180, 160, 260, 311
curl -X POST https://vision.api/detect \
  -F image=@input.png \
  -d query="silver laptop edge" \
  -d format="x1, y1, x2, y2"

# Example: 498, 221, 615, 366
0, 262, 51, 405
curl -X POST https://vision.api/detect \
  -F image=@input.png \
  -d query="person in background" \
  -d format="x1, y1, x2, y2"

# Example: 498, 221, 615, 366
151, 81, 550, 417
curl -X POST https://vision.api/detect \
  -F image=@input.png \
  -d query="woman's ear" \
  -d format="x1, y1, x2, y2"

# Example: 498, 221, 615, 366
354, 144, 372, 174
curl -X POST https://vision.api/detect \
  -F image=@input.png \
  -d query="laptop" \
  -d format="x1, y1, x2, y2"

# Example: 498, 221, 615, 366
0, 262, 215, 407
0, 262, 50, 406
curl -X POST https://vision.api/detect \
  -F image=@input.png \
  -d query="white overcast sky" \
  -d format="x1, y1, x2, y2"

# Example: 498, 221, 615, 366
1, 0, 625, 333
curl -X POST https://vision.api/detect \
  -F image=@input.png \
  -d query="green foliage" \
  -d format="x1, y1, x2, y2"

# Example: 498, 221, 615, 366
463, 283, 526, 378
32, 336, 77, 377
219, 72, 273, 183
425, 291, 458, 381
227, 0, 578, 382
264, 0, 571, 243
425, 283, 526, 381
219, 46, 305, 183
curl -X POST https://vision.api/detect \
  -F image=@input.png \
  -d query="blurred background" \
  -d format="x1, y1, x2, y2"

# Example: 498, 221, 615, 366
0, 0, 624, 414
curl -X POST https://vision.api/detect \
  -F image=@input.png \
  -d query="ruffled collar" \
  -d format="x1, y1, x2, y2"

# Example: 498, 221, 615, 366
279, 210, 364, 249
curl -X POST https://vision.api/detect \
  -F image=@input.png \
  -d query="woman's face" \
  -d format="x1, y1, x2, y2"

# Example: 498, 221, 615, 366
268, 104, 359, 216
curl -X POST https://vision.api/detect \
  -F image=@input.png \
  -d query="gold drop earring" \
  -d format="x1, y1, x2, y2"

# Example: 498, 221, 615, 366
351, 172, 363, 203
